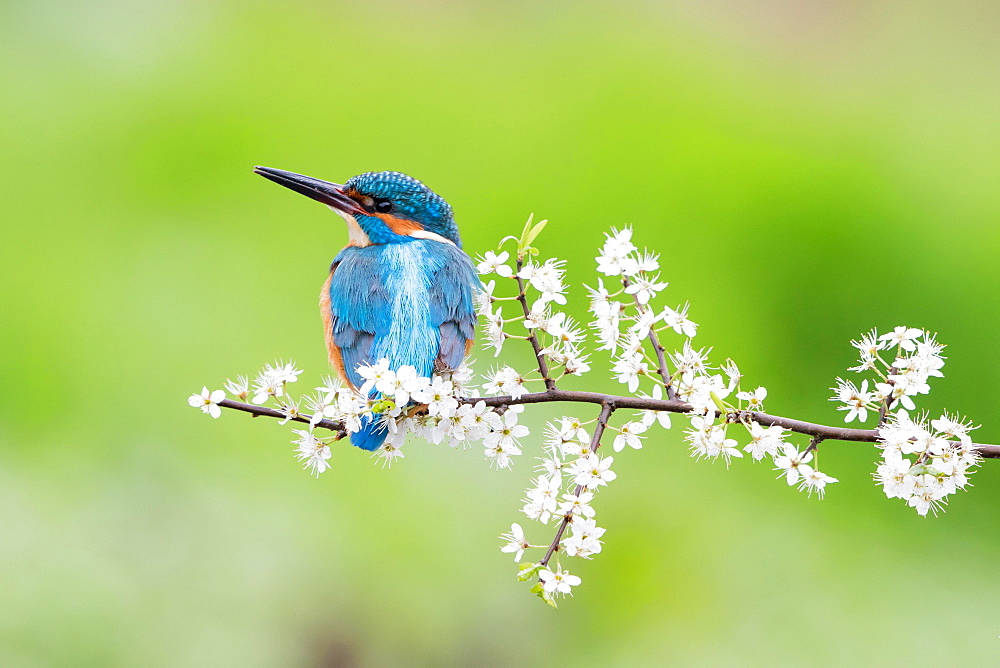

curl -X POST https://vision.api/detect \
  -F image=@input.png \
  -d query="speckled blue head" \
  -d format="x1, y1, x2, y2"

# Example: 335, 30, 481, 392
344, 171, 460, 246
253, 166, 461, 248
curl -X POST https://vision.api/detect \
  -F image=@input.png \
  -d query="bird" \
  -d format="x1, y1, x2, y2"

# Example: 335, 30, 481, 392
253, 166, 480, 451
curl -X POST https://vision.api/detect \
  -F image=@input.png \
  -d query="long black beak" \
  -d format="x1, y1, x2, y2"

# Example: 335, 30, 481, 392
253, 166, 366, 215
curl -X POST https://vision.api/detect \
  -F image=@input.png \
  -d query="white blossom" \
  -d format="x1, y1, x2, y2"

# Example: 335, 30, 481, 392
773, 446, 813, 485
624, 274, 668, 305
544, 312, 584, 346
620, 250, 659, 277
558, 491, 596, 519
907, 474, 947, 516
523, 474, 561, 522
797, 468, 838, 498
499, 523, 531, 561
931, 413, 976, 445
476, 250, 514, 278
483, 411, 529, 469
475, 280, 496, 313
483, 308, 506, 356
277, 397, 302, 425
669, 341, 712, 379
293, 429, 332, 476
539, 567, 581, 596
571, 455, 617, 489
250, 368, 284, 404
612, 421, 647, 452
639, 384, 672, 429
188, 386, 225, 418
586, 279, 615, 317
523, 302, 551, 330
612, 352, 647, 393
879, 326, 923, 352
685, 415, 743, 464
413, 376, 459, 418
372, 439, 406, 468
563, 517, 605, 558
736, 387, 767, 411
596, 227, 636, 276
357, 358, 392, 396
482, 366, 530, 399
379, 365, 428, 406
629, 308, 660, 339
660, 303, 698, 338
223, 376, 249, 402
874, 451, 916, 499
831, 378, 874, 423
743, 422, 786, 461
520, 259, 567, 305
849, 329, 885, 372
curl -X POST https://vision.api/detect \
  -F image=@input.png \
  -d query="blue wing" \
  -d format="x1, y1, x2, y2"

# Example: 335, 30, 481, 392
429, 247, 479, 371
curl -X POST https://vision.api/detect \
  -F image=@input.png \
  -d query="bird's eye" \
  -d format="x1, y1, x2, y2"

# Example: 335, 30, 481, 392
374, 199, 393, 214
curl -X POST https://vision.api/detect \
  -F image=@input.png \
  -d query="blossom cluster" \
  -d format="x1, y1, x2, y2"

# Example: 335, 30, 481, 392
497, 225, 838, 605
875, 412, 980, 515
832, 327, 944, 422
586, 228, 839, 494
189, 358, 532, 475
476, 247, 591, 378
498, 415, 615, 603
829, 326, 980, 514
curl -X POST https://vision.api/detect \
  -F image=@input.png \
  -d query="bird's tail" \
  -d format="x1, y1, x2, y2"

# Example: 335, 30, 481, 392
350, 413, 388, 451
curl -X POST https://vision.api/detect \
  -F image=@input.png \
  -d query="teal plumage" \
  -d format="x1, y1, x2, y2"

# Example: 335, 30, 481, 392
254, 166, 480, 450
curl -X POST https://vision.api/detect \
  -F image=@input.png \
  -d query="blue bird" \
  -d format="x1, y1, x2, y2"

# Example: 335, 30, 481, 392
254, 166, 480, 450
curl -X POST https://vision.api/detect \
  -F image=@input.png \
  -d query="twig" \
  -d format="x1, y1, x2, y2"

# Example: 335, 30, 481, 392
539, 401, 615, 569
218, 398, 347, 438
877, 366, 898, 426
515, 257, 558, 391
803, 435, 824, 456
621, 276, 677, 400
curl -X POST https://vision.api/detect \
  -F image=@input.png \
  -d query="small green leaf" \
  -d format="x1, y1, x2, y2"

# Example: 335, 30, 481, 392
908, 463, 943, 477
529, 583, 558, 609
370, 398, 396, 414
709, 391, 729, 416
517, 562, 542, 581
520, 213, 535, 241
523, 218, 548, 247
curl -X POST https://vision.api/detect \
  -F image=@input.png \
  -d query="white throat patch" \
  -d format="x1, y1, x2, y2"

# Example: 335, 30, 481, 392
327, 205, 371, 247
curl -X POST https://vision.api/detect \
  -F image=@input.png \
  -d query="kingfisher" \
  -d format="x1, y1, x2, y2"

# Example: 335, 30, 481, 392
254, 166, 480, 451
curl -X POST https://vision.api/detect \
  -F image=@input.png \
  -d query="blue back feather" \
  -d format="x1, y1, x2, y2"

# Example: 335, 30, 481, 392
328, 239, 480, 450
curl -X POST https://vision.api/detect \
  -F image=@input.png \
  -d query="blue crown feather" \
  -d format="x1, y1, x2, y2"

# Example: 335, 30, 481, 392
346, 171, 461, 246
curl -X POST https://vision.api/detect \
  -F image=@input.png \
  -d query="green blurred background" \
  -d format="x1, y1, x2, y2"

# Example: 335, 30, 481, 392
3, 1, 1000, 664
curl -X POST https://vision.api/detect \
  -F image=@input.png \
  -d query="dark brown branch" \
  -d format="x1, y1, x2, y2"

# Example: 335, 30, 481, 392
218, 398, 347, 438
514, 257, 557, 391
471, 390, 1000, 459
217, 392, 1000, 459
539, 401, 615, 569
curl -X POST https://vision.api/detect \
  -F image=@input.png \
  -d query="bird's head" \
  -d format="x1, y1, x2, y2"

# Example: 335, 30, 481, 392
254, 166, 460, 247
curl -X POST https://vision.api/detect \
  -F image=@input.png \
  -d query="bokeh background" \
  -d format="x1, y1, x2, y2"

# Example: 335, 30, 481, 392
3, 1, 1000, 664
